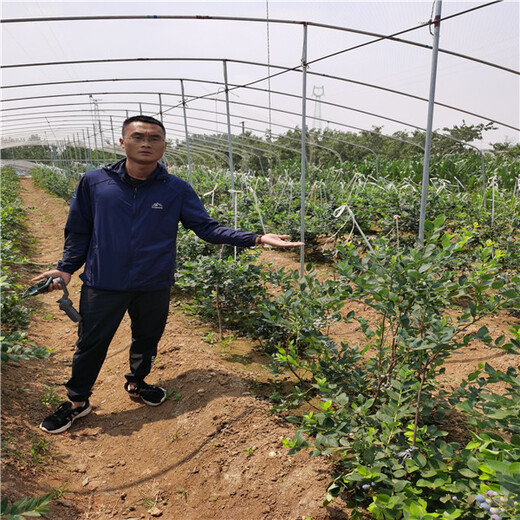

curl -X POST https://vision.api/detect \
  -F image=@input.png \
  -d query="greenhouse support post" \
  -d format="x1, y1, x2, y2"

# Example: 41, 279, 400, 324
78, 133, 83, 164
419, 0, 442, 244
83, 129, 93, 166
75, 134, 83, 164
67, 137, 73, 162
92, 123, 99, 166
223, 60, 238, 258
98, 120, 106, 165
72, 136, 79, 162
71, 136, 77, 162
110, 116, 117, 161
300, 22, 308, 278
181, 80, 193, 185
158, 93, 167, 167
481, 150, 486, 208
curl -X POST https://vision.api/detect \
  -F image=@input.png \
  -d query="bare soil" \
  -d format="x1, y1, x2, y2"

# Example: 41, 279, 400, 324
2, 178, 518, 520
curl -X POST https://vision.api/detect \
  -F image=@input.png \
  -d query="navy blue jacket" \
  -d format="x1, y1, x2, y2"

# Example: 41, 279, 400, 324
57, 159, 258, 291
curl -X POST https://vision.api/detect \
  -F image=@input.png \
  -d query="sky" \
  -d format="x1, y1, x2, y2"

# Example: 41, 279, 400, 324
1, 0, 519, 150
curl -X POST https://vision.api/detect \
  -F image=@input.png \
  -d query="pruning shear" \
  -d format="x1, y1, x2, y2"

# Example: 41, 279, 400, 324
23, 277, 82, 323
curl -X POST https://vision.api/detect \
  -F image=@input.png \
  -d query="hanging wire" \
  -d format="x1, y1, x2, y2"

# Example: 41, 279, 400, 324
266, 0, 272, 138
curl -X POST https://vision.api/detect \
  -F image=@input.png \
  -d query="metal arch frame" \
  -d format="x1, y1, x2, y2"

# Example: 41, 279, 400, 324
2, 77, 514, 163
2, 6, 513, 75
3, 72, 517, 134
1, 93, 485, 194
3, 57, 517, 132
1, 91, 485, 179
1, 106, 346, 172
2, 3, 514, 254
1, 93, 424, 157
0, 97, 378, 170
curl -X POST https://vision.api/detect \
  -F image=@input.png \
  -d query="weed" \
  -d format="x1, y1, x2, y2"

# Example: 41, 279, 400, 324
220, 334, 236, 348
225, 353, 252, 365
176, 489, 189, 501
168, 430, 181, 442
49, 482, 68, 500
29, 437, 57, 465
142, 497, 156, 510
0, 492, 52, 518
40, 386, 64, 408
203, 331, 217, 344
165, 390, 181, 401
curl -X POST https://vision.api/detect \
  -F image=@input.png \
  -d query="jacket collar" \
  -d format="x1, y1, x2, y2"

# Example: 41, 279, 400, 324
103, 158, 168, 182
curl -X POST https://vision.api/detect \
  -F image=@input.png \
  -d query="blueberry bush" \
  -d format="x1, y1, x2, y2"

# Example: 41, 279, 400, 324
0, 166, 54, 363
16, 155, 520, 519
276, 218, 520, 519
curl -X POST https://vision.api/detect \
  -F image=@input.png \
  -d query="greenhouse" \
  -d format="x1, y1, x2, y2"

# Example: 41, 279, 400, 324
1, 1, 519, 519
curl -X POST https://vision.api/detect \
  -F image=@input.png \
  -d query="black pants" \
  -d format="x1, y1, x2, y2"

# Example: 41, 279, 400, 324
66, 285, 171, 402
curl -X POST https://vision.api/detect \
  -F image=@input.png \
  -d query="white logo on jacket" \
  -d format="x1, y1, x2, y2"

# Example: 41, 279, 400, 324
151, 202, 164, 210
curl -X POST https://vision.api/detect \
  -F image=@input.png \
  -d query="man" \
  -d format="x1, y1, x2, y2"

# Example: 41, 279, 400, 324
34, 115, 303, 434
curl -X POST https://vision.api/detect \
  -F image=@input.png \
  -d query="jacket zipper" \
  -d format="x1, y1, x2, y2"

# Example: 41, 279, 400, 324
128, 186, 139, 287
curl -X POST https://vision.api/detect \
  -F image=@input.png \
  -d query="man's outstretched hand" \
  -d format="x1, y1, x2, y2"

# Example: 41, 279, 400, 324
260, 234, 304, 248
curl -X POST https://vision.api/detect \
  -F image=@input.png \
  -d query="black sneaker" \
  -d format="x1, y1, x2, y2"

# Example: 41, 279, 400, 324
40, 401, 92, 434
124, 382, 166, 406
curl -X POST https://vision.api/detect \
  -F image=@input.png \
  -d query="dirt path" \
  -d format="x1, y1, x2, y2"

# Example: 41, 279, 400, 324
1, 179, 348, 520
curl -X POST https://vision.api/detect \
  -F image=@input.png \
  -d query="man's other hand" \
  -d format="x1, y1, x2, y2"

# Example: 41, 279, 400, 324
31, 270, 72, 292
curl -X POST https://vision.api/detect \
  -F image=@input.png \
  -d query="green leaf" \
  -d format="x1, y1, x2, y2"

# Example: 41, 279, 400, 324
508, 462, 520, 475
466, 456, 480, 472
393, 479, 409, 492
476, 326, 489, 339
416, 478, 435, 487
433, 215, 446, 228
373, 493, 391, 504
458, 468, 478, 478
419, 263, 432, 273
483, 460, 510, 474
494, 335, 506, 347
357, 465, 368, 476
415, 452, 427, 467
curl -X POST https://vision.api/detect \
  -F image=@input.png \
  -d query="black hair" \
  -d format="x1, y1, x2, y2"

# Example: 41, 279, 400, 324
122, 115, 166, 137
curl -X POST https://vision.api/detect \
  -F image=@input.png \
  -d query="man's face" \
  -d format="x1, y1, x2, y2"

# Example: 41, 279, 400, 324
119, 121, 167, 165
